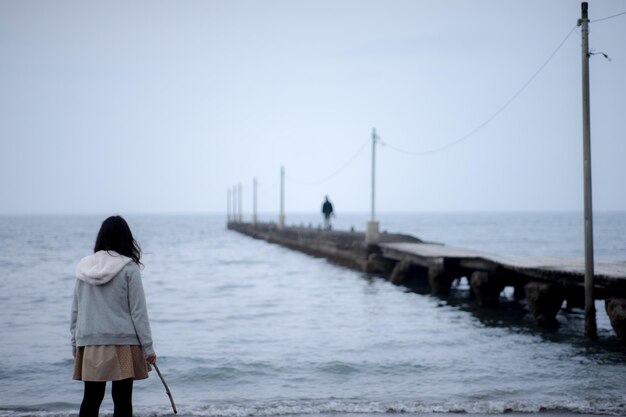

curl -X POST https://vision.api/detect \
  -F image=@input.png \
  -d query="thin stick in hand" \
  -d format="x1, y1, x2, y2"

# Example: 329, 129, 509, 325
153, 363, 178, 414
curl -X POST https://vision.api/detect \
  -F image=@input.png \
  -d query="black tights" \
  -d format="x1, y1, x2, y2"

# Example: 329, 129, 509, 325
79, 379, 133, 417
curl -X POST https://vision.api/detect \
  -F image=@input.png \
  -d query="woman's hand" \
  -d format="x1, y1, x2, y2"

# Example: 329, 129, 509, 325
145, 353, 157, 364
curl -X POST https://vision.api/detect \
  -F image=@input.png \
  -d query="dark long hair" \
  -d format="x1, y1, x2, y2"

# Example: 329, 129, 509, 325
94, 215, 142, 266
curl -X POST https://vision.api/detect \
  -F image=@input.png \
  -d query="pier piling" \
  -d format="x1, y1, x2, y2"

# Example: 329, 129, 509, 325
471, 272, 506, 307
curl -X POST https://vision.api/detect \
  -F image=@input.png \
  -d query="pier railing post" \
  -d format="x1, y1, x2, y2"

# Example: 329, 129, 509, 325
366, 127, 380, 244
579, 1, 597, 340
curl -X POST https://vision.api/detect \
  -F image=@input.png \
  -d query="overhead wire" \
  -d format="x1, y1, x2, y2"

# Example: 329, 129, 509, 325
591, 11, 626, 23
252, 18, 610, 187
380, 25, 578, 156
234, 12, 624, 198
286, 139, 370, 186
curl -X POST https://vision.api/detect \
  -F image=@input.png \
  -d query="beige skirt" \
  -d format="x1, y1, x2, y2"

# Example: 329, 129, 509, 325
73, 345, 151, 382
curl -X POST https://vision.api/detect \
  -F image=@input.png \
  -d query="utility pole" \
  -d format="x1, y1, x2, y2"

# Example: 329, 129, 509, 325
579, 1, 597, 340
371, 127, 376, 221
366, 128, 379, 244
232, 185, 235, 222
253, 177, 258, 224
279, 166, 285, 229
238, 182, 243, 222
227, 188, 231, 223
233, 185, 238, 222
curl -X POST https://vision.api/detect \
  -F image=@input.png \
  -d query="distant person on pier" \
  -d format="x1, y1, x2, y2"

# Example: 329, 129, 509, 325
321, 196, 334, 230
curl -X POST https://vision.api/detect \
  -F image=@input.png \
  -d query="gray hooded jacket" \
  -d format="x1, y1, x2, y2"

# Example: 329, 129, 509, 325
70, 250, 154, 356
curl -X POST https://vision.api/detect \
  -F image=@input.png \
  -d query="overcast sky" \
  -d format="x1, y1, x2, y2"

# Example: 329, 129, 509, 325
1, 0, 625, 215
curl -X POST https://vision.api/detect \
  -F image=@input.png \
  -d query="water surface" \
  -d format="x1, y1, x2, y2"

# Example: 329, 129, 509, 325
0, 213, 624, 417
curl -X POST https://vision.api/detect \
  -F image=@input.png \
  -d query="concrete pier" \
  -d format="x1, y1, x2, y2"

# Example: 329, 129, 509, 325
228, 221, 419, 271
228, 221, 626, 341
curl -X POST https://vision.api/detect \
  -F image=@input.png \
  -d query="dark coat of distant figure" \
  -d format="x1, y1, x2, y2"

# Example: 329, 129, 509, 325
322, 196, 334, 230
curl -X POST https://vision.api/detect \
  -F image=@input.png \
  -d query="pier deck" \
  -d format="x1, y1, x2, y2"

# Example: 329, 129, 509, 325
381, 242, 626, 284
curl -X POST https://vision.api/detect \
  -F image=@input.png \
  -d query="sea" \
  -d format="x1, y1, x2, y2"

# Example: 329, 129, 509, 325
1, 212, 625, 417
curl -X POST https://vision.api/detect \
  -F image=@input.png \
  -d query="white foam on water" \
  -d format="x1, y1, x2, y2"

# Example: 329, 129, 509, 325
3, 398, 626, 417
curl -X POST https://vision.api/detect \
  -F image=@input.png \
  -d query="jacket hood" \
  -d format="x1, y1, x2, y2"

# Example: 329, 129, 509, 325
75, 250, 133, 285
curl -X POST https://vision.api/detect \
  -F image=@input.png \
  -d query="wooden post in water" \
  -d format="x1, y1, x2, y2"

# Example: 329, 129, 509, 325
366, 128, 379, 244
279, 166, 285, 229
253, 177, 258, 224
579, 2, 597, 340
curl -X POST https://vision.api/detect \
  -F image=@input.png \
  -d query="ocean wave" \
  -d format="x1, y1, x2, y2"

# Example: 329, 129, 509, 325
164, 359, 434, 386
189, 399, 626, 417
3, 398, 626, 417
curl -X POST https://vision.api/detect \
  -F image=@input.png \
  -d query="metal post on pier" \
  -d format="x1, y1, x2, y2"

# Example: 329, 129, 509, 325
366, 127, 380, 244
237, 182, 243, 222
279, 166, 285, 229
253, 177, 258, 224
579, 1, 597, 340
227, 188, 231, 223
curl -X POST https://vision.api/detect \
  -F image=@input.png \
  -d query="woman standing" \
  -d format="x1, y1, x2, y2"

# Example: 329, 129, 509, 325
71, 216, 157, 417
